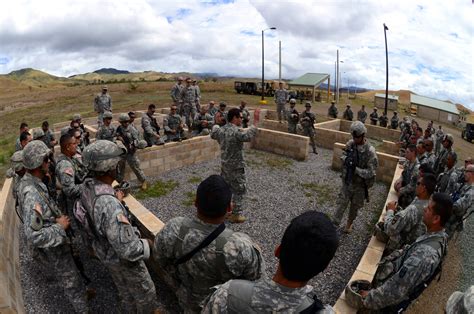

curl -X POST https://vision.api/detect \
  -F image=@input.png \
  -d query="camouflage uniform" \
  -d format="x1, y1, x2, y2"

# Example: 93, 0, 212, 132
55, 153, 88, 215
445, 183, 473, 236
208, 105, 218, 117
274, 88, 289, 122
214, 108, 228, 126
193, 84, 201, 111
328, 103, 338, 118
398, 159, 420, 208
379, 114, 388, 127
42, 129, 56, 149
445, 285, 474, 314
333, 138, 378, 225
171, 82, 184, 112
390, 114, 399, 129
357, 109, 367, 123
240, 106, 250, 128
192, 112, 214, 136
181, 85, 197, 128
287, 107, 299, 134
342, 107, 354, 121
384, 197, 429, 251
94, 92, 112, 125
436, 166, 456, 194
421, 151, 436, 170
153, 216, 264, 313
300, 110, 317, 153
211, 124, 257, 214
141, 112, 164, 146
202, 277, 334, 314
435, 128, 445, 155
370, 110, 378, 125
15, 136, 22, 151
164, 112, 185, 142
434, 147, 452, 176
116, 124, 146, 184
20, 172, 88, 313
95, 124, 116, 142
363, 230, 448, 310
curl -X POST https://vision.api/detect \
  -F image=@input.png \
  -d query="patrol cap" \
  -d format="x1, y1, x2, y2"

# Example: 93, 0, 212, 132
118, 113, 130, 122
289, 98, 296, 104
32, 129, 45, 140
345, 280, 372, 309
305, 102, 312, 107
23, 140, 52, 170
72, 113, 82, 121
443, 134, 454, 143
185, 77, 191, 82
102, 85, 108, 90
373, 107, 378, 110
103, 111, 113, 119
350, 121, 367, 137
219, 102, 227, 107
346, 104, 351, 107
10, 151, 25, 172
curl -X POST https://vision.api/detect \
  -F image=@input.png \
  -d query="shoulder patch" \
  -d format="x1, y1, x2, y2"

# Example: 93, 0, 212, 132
117, 213, 130, 225
34, 203, 43, 216
64, 167, 74, 177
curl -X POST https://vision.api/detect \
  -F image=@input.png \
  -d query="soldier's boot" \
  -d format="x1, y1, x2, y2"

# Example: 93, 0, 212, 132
228, 213, 247, 223
344, 221, 353, 234
312, 147, 318, 154
141, 181, 148, 191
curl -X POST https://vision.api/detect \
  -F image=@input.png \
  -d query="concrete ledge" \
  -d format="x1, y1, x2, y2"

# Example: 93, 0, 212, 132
339, 120, 401, 142
251, 128, 309, 161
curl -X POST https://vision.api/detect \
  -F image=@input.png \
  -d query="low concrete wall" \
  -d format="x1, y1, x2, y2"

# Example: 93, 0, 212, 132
315, 126, 351, 150
379, 140, 400, 156
0, 178, 24, 312
339, 120, 401, 142
251, 129, 309, 161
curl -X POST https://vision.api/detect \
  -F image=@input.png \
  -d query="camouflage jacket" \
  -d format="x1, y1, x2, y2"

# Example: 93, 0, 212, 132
446, 183, 473, 235
341, 139, 378, 185
399, 159, 420, 195
193, 112, 214, 131
420, 151, 436, 170
287, 108, 300, 124
141, 113, 160, 138
94, 93, 112, 113
343, 108, 353, 121
384, 197, 429, 250
116, 124, 139, 155
328, 104, 338, 118
171, 83, 184, 102
202, 277, 334, 314
357, 110, 367, 123
181, 85, 196, 104
153, 216, 264, 311
163, 113, 183, 134
55, 153, 87, 200
300, 111, 316, 129
370, 111, 378, 123
15, 137, 22, 151
391, 116, 399, 129
446, 167, 465, 195
211, 124, 257, 170
274, 88, 289, 104
434, 147, 451, 176
364, 230, 448, 310
42, 129, 56, 149
208, 106, 218, 117
436, 167, 456, 194
95, 124, 116, 142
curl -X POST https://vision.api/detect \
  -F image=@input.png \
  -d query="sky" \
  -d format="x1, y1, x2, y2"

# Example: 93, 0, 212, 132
0, 0, 473, 109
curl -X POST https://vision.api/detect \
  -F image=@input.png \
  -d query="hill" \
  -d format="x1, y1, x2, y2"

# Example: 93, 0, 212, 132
70, 69, 178, 83
94, 68, 130, 75
3, 68, 82, 88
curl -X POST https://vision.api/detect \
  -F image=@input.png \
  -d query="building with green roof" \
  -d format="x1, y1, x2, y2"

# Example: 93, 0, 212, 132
410, 93, 459, 124
288, 73, 330, 102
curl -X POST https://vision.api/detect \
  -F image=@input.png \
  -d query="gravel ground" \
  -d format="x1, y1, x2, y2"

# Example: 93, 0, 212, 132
19, 146, 389, 313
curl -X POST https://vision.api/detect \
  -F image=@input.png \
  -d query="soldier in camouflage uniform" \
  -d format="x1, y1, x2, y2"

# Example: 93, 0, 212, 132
239, 101, 250, 128
287, 99, 299, 134
379, 112, 388, 127
357, 105, 367, 124
370, 107, 379, 125
192, 105, 214, 136
41, 121, 57, 149
436, 151, 457, 194
383, 174, 436, 252
127, 111, 141, 139
395, 144, 420, 208
192, 79, 201, 112
180, 77, 197, 129
327, 100, 338, 119
202, 211, 338, 314
211, 108, 257, 223
94, 85, 112, 126
207, 101, 218, 117
435, 125, 445, 156
214, 102, 228, 126
360, 193, 452, 312
116, 113, 148, 190
141, 104, 164, 146
15, 122, 29, 151
421, 139, 436, 170
95, 111, 116, 142
6, 151, 26, 221
274, 82, 289, 123
33, 128, 45, 141
434, 134, 454, 176
19, 140, 89, 313
445, 285, 474, 314
342, 104, 354, 121
16, 130, 32, 151
79, 140, 157, 312
333, 121, 378, 232
170, 77, 184, 114
153, 175, 264, 313
300, 102, 318, 154
390, 111, 399, 129
446, 157, 472, 196
164, 105, 185, 142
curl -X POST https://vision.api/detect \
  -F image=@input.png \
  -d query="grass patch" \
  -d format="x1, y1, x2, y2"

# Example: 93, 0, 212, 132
301, 182, 335, 205
187, 176, 202, 184
135, 179, 179, 199
182, 191, 196, 207
266, 158, 293, 169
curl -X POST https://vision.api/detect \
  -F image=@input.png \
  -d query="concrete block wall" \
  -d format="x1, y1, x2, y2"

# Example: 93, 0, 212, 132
315, 126, 351, 150
0, 178, 24, 312
339, 120, 401, 142
251, 128, 309, 161
379, 140, 400, 156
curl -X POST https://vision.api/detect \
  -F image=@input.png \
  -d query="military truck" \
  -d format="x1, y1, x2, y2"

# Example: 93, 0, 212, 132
461, 114, 474, 143
234, 80, 278, 96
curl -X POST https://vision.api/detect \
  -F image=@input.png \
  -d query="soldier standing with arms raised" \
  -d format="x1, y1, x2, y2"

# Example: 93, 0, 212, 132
274, 82, 289, 123
94, 86, 112, 126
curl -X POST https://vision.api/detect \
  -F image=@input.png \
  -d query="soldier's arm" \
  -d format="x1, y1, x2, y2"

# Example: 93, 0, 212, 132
210, 125, 221, 140
236, 126, 258, 142
56, 160, 82, 198
224, 233, 264, 280
142, 116, 156, 136
109, 96, 112, 111
170, 86, 177, 101
355, 147, 378, 179
163, 118, 172, 133
23, 188, 67, 248
384, 206, 415, 237
453, 189, 473, 218
153, 218, 185, 265
201, 281, 231, 314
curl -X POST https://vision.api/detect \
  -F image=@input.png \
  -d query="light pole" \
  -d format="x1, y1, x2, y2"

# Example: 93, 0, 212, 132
383, 23, 389, 115
261, 27, 276, 102
337, 60, 343, 104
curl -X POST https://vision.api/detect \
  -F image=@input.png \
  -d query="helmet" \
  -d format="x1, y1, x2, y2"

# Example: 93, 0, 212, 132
10, 151, 25, 172
289, 98, 296, 104
32, 129, 45, 140
82, 140, 125, 173
102, 85, 108, 90
200, 129, 210, 136
345, 280, 372, 309
305, 101, 312, 107
72, 113, 82, 121
443, 134, 454, 143
374, 221, 389, 243
137, 140, 148, 149
350, 121, 367, 137
119, 113, 130, 123
103, 111, 113, 119
23, 140, 52, 170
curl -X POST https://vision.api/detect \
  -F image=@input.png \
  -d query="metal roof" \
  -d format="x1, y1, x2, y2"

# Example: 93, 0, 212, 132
375, 93, 399, 101
410, 93, 459, 115
288, 73, 330, 87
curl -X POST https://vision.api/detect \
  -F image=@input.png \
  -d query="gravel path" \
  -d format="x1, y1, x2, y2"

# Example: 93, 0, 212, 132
19, 147, 389, 313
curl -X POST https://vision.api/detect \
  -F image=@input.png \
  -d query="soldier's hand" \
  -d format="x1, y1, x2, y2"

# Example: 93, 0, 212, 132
359, 290, 369, 298
56, 215, 71, 230
155, 134, 161, 139
386, 201, 397, 211
115, 189, 124, 201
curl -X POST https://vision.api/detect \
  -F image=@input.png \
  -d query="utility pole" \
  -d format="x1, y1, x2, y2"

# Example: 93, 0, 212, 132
279, 40, 281, 82
336, 50, 339, 104
384, 23, 389, 115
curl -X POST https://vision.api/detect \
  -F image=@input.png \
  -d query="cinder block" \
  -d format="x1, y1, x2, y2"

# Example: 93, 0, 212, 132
356, 247, 383, 276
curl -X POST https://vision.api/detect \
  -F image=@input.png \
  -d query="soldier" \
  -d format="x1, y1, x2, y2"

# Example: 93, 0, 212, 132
287, 99, 299, 134
435, 125, 445, 155
357, 105, 367, 124
180, 77, 197, 129
342, 104, 353, 121
17, 131, 32, 151
141, 104, 164, 146
369, 107, 378, 125
214, 102, 228, 126
41, 121, 57, 149
383, 174, 436, 252
116, 113, 148, 190
416, 141, 428, 165
128, 111, 141, 140
192, 79, 201, 112
447, 157, 473, 193
207, 101, 218, 117
434, 134, 454, 176
360, 193, 452, 312
15, 122, 29, 151
211, 108, 257, 223
300, 102, 318, 154
379, 112, 388, 127
6, 151, 26, 220
19, 140, 89, 313
170, 76, 184, 114
202, 211, 338, 313
239, 101, 250, 128
327, 100, 338, 119
274, 82, 289, 123
390, 111, 399, 129
333, 121, 378, 232
445, 285, 474, 314
164, 105, 186, 142
61, 115, 90, 149
33, 128, 45, 141
94, 85, 112, 126
95, 111, 116, 142
192, 105, 214, 136
436, 151, 457, 194
79, 140, 157, 312
395, 144, 420, 208
153, 175, 264, 312
422, 139, 436, 169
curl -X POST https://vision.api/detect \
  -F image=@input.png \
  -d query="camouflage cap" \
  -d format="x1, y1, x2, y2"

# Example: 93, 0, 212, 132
350, 121, 367, 137
72, 113, 82, 121
373, 107, 378, 110
118, 113, 130, 122
136, 140, 147, 149
10, 151, 25, 172
443, 134, 454, 143
23, 140, 51, 170
82, 140, 125, 172
177, 76, 184, 81
305, 101, 312, 107
102, 85, 108, 90
103, 111, 113, 119
32, 129, 45, 140
289, 98, 296, 104
465, 157, 472, 164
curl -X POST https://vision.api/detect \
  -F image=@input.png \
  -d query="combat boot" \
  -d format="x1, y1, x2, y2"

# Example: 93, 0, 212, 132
228, 213, 246, 223
141, 181, 148, 191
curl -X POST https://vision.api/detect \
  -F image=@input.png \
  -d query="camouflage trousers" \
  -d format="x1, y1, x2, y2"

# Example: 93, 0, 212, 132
276, 103, 286, 122
333, 182, 366, 225
144, 133, 164, 147
288, 122, 297, 134
34, 245, 88, 313
222, 167, 247, 214
302, 127, 316, 151
97, 111, 105, 127
106, 260, 157, 313
181, 103, 197, 129
117, 154, 146, 183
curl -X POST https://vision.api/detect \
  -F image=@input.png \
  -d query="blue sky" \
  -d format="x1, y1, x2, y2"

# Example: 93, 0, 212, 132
0, 0, 472, 109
